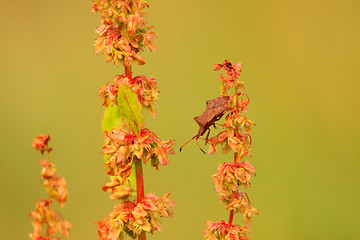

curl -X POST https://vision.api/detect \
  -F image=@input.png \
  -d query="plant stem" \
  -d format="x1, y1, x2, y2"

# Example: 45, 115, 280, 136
125, 64, 145, 240
228, 151, 237, 225
125, 65, 132, 80
47, 152, 54, 204
138, 232, 146, 240
124, 64, 145, 203
125, 62, 145, 240
135, 158, 145, 203
48, 151, 52, 165
228, 210, 234, 225
135, 158, 146, 240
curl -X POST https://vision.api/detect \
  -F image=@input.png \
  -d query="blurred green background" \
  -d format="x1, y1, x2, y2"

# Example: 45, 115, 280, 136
1, 0, 360, 239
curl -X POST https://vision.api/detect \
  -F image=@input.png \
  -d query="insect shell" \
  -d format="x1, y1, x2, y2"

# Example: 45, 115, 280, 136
194, 95, 230, 138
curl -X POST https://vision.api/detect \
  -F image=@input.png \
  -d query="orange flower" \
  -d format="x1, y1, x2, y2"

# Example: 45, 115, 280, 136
103, 128, 174, 181
96, 193, 174, 239
29, 198, 72, 240
203, 220, 249, 240
40, 159, 68, 208
30, 135, 71, 239
99, 74, 159, 117
32, 135, 52, 154
93, 0, 156, 66
212, 161, 256, 200
102, 177, 134, 200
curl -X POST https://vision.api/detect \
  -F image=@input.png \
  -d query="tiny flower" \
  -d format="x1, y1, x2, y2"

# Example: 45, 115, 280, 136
32, 135, 52, 154
39, 159, 68, 207
93, 0, 156, 66
203, 220, 249, 240
243, 206, 258, 226
212, 161, 256, 200
30, 135, 71, 239
99, 74, 160, 117
238, 98, 249, 113
29, 198, 71, 240
213, 63, 222, 71
102, 127, 174, 181
96, 193, 174, 239
102, 177, 135, 200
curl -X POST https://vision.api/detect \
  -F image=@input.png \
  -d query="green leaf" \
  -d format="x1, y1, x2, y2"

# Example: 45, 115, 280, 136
129, 167, 136, 191
102, 104, 124, 132
117, 84, 144, 136
102, 104, 137, 192
108, 167, 137, 192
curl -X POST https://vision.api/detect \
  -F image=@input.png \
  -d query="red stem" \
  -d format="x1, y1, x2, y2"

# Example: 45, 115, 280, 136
228, 210, 234, 225
135, 158, 145, 240
125, 64, 145, 240
138, 232, 146, 240
228, 151, 237, 225
125, 65, 132, 81
135, 158, 145, 203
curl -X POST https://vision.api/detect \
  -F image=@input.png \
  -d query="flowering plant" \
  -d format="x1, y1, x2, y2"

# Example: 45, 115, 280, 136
93, 0, 156, 66
29, 135, 72, 240
92, 1, 175, 239
201, 60, 258, 239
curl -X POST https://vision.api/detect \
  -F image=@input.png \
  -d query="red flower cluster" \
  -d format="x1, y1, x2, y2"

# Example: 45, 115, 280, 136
98, 126, 175, 239
212, 161, 255, 196
225, 192, 258, 225
207, 84, 255, 158
93, 0, 156, 66
39, 159, 68, 208
102, 127, 174, 181
102, 177, 134, 200
29, 199, 72, 240
208, 131, 253, 158
201, 61, 258, 239
32, 135, 52, 155
96, 193, 174, 240
214, 60, 243, 96
29, 135, 71, 240
211, 161, 258, 227
99, 74, 159, 117
203, 220, 248, 240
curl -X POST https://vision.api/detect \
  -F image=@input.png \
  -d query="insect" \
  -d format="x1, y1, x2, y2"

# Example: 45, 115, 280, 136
179, 95, 230, 153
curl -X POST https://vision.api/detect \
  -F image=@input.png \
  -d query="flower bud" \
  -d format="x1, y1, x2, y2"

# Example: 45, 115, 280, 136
226, 176, 232, 183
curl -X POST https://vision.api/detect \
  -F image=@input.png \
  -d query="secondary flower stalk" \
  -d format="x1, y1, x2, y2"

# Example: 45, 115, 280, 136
29, 135, 72, 240
202, 60, 258, 240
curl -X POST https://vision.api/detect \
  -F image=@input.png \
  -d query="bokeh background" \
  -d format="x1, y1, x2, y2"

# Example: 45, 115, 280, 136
1, 0, 360, 239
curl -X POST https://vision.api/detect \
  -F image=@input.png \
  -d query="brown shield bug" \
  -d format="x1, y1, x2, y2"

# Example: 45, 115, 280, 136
179, 95, 230, 153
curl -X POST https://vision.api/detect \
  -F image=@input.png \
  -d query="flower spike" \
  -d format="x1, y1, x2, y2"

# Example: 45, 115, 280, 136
198, 61, 258, 240
93, 1, 175, 239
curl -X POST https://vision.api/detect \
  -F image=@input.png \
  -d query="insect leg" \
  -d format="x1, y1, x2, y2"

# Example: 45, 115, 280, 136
205, 128, 211, 144
195, 138, 206, 154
